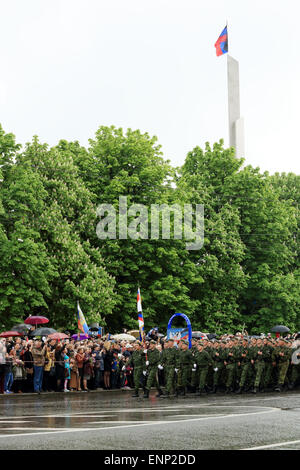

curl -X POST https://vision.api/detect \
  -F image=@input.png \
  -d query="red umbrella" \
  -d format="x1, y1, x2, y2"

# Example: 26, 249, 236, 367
0, 331, 23, 338
24, 316, 49, 326
48, 332, 69, 340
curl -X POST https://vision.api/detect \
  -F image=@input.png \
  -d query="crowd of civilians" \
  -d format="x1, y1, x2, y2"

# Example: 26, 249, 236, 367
0, 335, 140, 394
0, 331, 299, 396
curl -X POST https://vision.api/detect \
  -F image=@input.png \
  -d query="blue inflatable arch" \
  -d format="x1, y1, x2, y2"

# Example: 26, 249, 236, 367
167, 313, 192, 349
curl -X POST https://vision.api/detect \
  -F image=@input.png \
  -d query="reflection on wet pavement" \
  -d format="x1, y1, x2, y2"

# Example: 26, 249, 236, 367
0, 391, 278, 435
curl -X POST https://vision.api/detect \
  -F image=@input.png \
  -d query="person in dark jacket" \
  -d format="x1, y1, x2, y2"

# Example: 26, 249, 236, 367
55, 343, 65, 392
22, 343, 34, 393
83, 348, 94, 391
103, 346, 113, 390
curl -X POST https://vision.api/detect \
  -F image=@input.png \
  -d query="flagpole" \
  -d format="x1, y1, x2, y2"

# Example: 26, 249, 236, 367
137, 285, 147, 362
77, 301, 80, 340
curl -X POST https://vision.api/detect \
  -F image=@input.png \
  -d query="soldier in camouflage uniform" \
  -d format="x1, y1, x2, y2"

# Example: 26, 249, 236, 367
224, 339, 238, 393
204, 340, 215, 390
261, 338, 274, 391
210, 341, 226, 393
194, 342, 213, 395
129, 341, 146, 397
143, 340, 163, 398
236, 338, 252, 394
250, 338, 265, 393
272, 339, 292, 392
175, 340, 193, 396
161, 338, 178, 397
190, 338, 199, 392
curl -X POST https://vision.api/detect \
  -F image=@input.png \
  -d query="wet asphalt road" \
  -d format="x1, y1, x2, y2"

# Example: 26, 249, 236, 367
1, 389, 300, 450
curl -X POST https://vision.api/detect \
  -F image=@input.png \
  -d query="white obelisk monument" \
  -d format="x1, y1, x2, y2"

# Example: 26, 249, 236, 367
227, 54, 245, 158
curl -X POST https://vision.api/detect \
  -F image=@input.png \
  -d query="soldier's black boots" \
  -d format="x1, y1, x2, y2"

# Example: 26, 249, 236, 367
143, 389, 149, 398
251, 387, 258, 394
210, 386, 217, 394
235, 387, 243, 394
132, 391, 139, 398
274, 385, 282, 392
156, 389, 164, 398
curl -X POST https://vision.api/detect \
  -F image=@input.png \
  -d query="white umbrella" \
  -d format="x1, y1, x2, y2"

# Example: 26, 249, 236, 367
111, 333, 137, 342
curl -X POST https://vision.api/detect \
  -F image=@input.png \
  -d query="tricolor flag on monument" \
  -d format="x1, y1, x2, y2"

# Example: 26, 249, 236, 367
214, 23, 244, 159
77, 302, 89, 337
215, 25, 228, 56
137, 287, 145, 341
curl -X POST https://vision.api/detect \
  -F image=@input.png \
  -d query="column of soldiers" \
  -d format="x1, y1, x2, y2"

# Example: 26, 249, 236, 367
128, 336, 300, 398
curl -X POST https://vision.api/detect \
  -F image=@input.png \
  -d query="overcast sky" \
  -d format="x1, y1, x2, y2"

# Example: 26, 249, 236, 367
0, 0, 299, 174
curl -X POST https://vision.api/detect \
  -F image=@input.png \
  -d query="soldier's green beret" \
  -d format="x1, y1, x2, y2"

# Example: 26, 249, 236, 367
150, 340, 156, 344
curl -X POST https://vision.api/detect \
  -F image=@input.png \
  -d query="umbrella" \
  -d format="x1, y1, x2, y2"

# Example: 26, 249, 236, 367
24, 316, 49, 326
29, 327, 57, 337
48, 332, 69, 340
207, 333, 218, 340
89, 323, 99, 332
11, 324, 33, 333
0, 330, 23, 338
270, 325, 290, 334
111, 333, 137, 342
192, 331, 207, 339
71, 334, 91, 340
128, 330, 140, 338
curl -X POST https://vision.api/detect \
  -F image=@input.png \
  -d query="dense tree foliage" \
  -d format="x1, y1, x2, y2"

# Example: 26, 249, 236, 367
0, 125, 299, 334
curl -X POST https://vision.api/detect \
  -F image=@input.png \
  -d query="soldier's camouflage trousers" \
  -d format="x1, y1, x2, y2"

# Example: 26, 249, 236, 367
191, 369, 199, 388
225, 363, 236, 389
262, 362, 273, 388
239, 362, 251, 388
145, 367, 159, 391
277, 361, 290, 386
133, 367, 144, 393
213, 363, 224, 387
164, 367, 176, 394
176, 366, 190, 392
253, 361, 265, 388
198, 366, 209, 391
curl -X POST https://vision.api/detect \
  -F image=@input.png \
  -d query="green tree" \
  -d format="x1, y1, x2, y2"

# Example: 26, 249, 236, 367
71, 126, 200, 331
178, 141, 247, 333
0, 129, 53, 327
223, 166, 299, 332
0, 133, 115, 330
